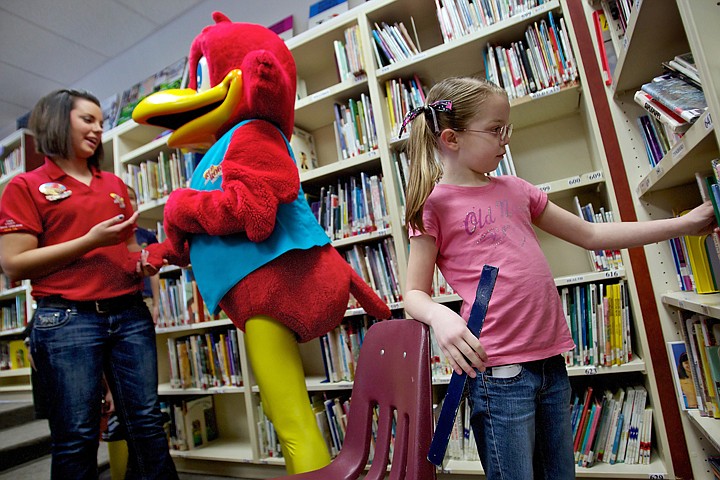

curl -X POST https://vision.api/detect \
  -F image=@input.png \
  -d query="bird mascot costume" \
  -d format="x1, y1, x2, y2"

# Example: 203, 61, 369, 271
132, 12, 391, 474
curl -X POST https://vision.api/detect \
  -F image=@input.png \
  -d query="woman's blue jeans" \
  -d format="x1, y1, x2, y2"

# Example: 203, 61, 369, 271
468, 354, 575, 480
30, 301, 177, 479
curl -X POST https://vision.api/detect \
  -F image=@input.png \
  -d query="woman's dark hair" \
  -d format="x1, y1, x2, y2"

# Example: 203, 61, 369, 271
28, 89, 104, 169
678, 351, 690, 379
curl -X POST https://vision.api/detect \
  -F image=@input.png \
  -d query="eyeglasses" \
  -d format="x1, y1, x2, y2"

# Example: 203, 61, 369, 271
454, 124, 513, 142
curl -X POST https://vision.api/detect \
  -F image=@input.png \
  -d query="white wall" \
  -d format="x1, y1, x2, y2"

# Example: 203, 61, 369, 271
72, 0, 366, 112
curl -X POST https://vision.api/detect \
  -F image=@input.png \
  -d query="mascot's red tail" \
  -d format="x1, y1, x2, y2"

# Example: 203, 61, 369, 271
349, 270, 392, 320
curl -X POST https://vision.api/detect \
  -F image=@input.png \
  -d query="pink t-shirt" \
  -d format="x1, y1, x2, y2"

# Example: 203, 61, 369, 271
411, 175, 575, 366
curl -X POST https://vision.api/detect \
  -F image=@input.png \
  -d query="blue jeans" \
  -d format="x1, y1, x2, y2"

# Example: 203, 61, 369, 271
468, 354, 575, 480
30, 300, 178, 480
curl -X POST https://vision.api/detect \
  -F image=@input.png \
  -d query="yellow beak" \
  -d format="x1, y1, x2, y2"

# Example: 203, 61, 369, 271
132, 69, 243, 151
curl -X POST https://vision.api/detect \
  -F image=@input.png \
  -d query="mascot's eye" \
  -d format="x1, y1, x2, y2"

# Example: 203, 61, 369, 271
196, 57, 211, 92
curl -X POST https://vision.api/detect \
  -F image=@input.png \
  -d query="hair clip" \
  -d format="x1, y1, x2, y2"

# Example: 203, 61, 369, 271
399, 100, 453, 136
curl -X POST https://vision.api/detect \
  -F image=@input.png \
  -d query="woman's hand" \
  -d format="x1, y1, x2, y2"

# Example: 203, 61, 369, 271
86, 212, 139, 248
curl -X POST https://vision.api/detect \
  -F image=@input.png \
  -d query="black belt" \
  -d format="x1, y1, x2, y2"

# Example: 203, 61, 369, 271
37, 293, 144, 315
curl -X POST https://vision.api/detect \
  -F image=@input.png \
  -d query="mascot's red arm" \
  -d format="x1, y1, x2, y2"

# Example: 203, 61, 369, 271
163, 122, 298, 242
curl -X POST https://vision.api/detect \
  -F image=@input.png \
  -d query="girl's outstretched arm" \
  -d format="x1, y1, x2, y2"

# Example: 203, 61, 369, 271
404, 234, 488, 377
534, 200, 716, 251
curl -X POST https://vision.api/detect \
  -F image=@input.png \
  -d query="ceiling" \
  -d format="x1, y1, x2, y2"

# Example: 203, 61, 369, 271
0, 0, 206, 138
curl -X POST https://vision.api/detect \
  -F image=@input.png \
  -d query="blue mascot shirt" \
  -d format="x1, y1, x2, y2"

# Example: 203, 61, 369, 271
188, 120, 330, 313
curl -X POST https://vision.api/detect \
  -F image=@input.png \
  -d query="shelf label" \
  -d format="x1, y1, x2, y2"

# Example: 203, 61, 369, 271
704, 111, 714, 131
537, 183, 552, 193
561, 275, 585, 284
585, 171, 603, 181
603, 270, 621, 278
637, 177, 650, 195
379, 65, 391, 75
648, 475, 665, 480
653, 164, 664, 177
670, 141, 685, 159
584, 366, 598, 375
529, 85, 560, 99
567, 175, 581, 186
310, 88, 332, 101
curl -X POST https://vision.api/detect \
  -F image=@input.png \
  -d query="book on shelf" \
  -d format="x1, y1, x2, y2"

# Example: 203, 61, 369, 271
290, 126, 318, 172
667, 340, 698, 410
114, 57, 188, 128
640, 73, 707, 124
308, 0, 348, 28
182, 395, 219, 450
665, 52, 701, 86
267, 15, 293, 40
633, 89, 691, 133
592, 9, 617, 86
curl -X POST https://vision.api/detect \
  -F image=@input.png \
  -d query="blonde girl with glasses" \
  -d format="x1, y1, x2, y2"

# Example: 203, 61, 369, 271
402, 76, 715, 479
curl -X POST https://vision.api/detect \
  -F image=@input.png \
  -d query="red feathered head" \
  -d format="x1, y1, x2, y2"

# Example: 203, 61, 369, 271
188, 13, 296, 138
132, 12, 296, 149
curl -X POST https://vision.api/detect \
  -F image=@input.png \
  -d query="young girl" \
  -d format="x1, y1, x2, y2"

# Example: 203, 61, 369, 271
0, 89, 177, 479
401, 77, 715, 479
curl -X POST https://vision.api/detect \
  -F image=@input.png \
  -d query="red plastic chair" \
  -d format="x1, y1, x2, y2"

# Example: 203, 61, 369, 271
272, 319, 437, 480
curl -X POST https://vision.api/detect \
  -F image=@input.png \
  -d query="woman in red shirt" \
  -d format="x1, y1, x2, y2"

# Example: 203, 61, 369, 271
0, 89, 177, 479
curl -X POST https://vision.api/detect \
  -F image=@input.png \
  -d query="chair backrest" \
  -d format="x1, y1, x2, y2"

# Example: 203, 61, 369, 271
342, 318, 436, 480
271, 319, 436, 480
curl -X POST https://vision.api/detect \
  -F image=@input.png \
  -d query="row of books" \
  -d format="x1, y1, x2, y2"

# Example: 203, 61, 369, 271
371, 19, 421, 68
435, 0, 549, 43
633, 70, 707, 135
166, 327, 244, 390
384, 75, 428, 139
344, 239, 402, 307
333, 95, 379, 160
124, 150, 203, 207
572, 386, 651, 467
160, 396, 219, 451
155, 270, 215, 328
0, 339, 28, 370
309, 172, 390, 241
101, 57, 188, 132
257, 401, 283, 459
636, 113, 682, 168
334, 25, 367, 82
391, 145, 516, 215
573, 197, 624, 273
668, 167, 720, 294
598, 0, 631, 41
560, 280, 632, 368
0, 294, 27, 332
483, 13, 578, 100
258, 390, 395, 464
438, 396, 480, 461
677, 313, 720, 419
0, 146, 22, 178
319, 316, 381, 384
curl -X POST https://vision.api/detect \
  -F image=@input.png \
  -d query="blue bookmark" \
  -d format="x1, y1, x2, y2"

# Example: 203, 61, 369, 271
427, 264, 499, 467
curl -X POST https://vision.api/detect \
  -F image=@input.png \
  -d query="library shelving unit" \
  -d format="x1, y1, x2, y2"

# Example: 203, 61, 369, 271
1, 0, 686, 477
581, 0, 720, 478
0, 129, 40, 398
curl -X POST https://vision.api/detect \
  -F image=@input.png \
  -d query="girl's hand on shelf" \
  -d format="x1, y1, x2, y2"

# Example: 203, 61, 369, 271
682, 200, 718, 236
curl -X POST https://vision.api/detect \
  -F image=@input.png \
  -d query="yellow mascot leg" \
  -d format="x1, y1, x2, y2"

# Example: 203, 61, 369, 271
107, 440, 128, 480
245, 315, 331, 474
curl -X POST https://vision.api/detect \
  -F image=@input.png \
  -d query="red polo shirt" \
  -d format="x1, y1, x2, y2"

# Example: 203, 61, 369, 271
0, 158, 141, 301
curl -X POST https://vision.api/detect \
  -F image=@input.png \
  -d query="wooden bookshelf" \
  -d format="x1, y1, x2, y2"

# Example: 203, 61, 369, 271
581, 0, 720, 478
0, 0, 698, 476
